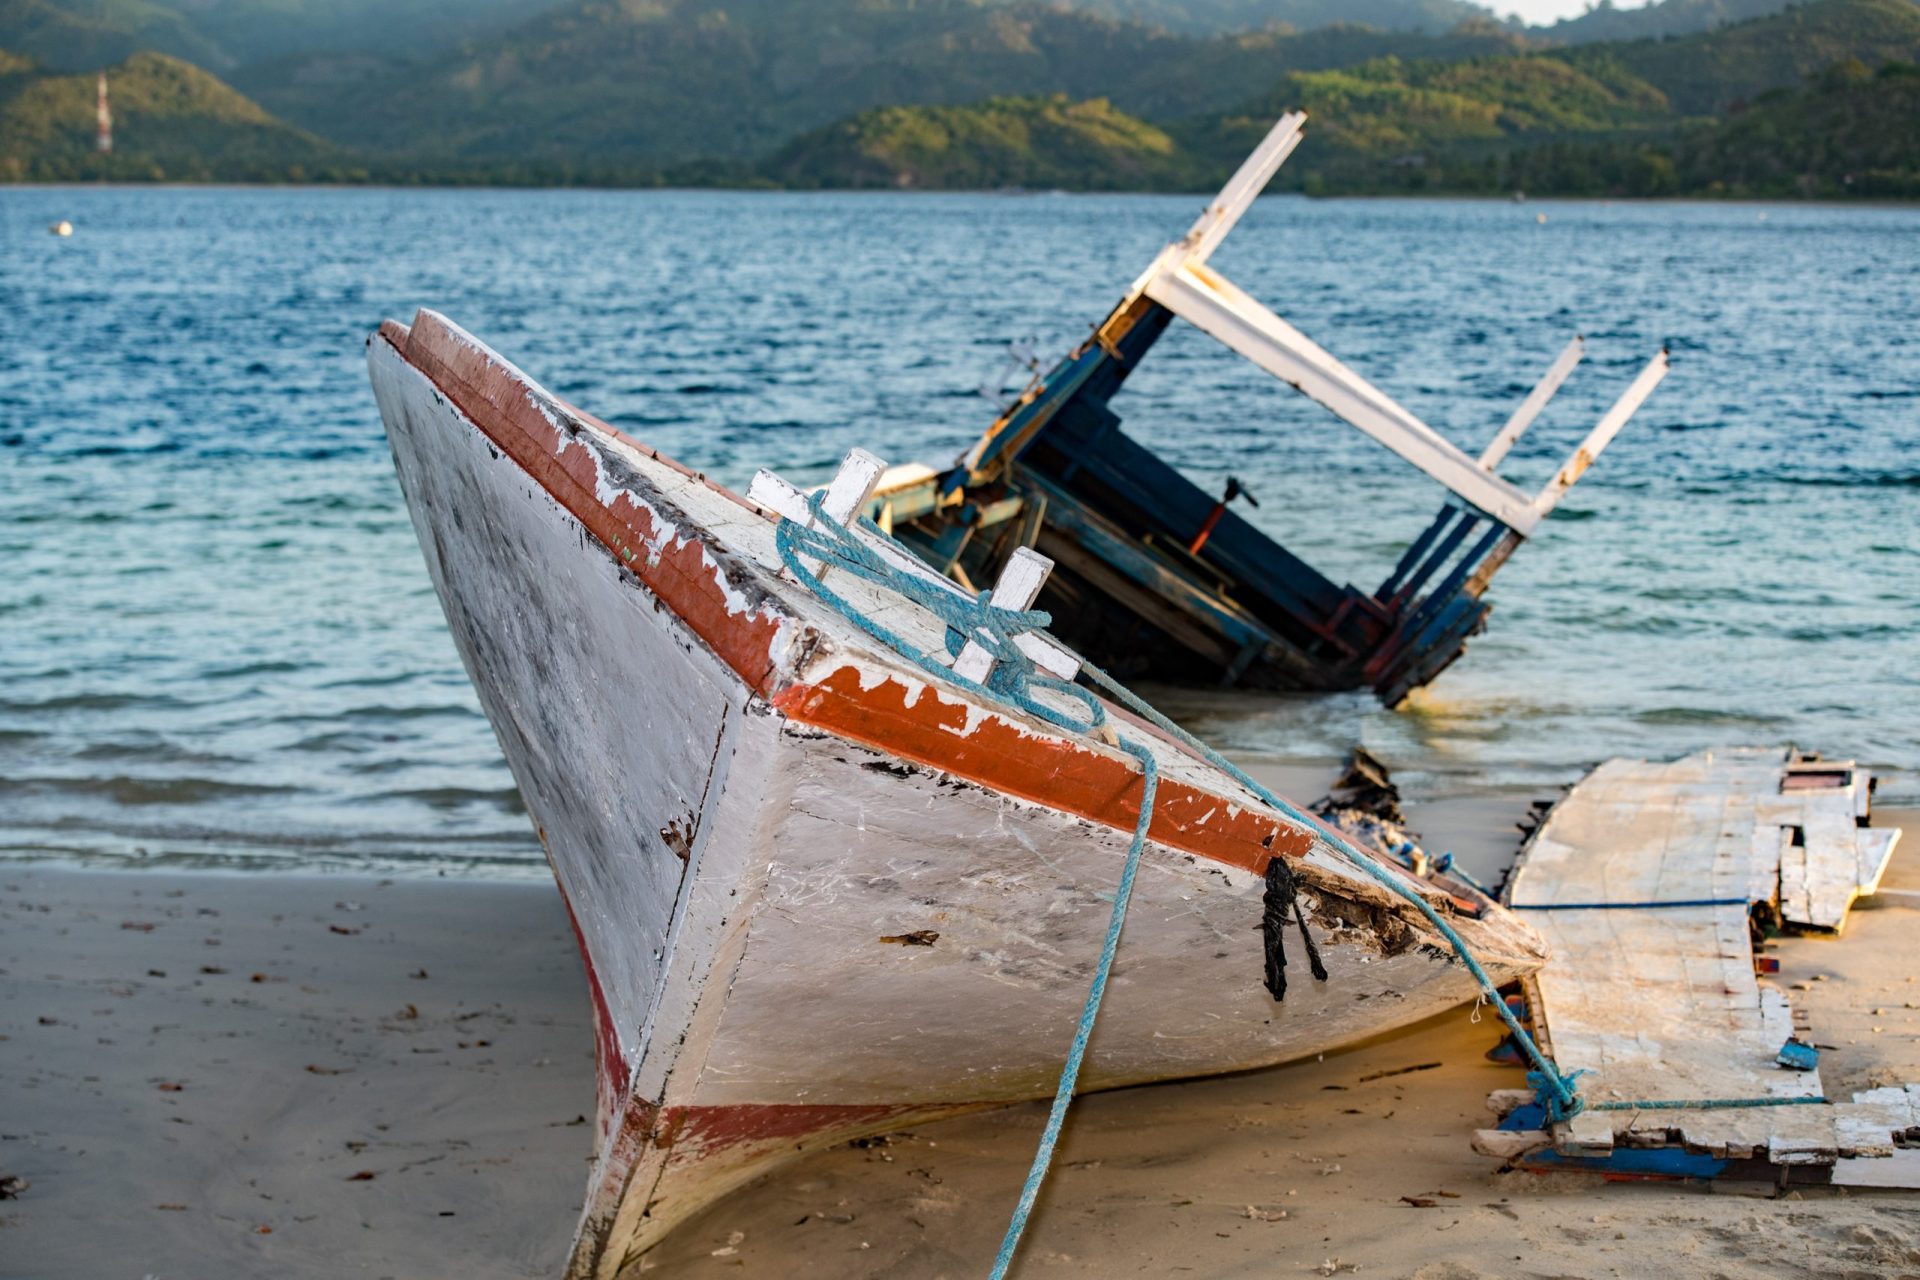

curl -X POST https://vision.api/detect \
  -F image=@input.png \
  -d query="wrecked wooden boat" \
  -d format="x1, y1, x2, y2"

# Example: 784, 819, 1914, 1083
366, 309, 1550, 1276
1473, 748, 1915, 1186
880, 112, 1669, 704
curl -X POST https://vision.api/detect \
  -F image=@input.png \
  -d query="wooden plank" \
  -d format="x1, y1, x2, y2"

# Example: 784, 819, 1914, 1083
1479, 335, 1584, 471
1527, 352, 1671, 521
1833, 1150, 1920, 1189
952, 548, 1054, 684
1749, 823, 1787, 907
1143, 261, 1539, 531
1800, 811, 1864, 930
1172, 110, 1307, 269
1493, 748, 1909, 1174
1857, 827, 1901, 896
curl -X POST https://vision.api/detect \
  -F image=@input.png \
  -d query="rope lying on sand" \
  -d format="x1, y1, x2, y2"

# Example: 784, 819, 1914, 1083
772, 494, 1809, 1272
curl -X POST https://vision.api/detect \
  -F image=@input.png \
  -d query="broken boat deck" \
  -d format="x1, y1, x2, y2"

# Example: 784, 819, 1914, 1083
1476, 748, 1916, 1186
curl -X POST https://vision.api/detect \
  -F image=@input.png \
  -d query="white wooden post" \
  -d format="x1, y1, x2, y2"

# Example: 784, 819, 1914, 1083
819, 448, 886, 525
1480, 335, 1585, 471
1144, 260, 1541, 532
1178, 111, 1307, 268
952, 547, 1054, 684
1529, 351, 1670, 521
746, 448, 883, 581
748, 459, 1080, 683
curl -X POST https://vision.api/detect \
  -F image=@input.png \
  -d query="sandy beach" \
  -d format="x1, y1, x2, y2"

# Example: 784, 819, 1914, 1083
4, 800, 1917, 1280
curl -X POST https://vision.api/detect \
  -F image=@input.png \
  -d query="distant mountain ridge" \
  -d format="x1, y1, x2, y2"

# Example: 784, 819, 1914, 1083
1050, 0, 1501, 35
1, 0, 1916, 192
0, 0, 1859, 86
774, 0, 1920, 192
0, 48, 342, 179
229, 0, 1560, 167
1, 0, 569, 71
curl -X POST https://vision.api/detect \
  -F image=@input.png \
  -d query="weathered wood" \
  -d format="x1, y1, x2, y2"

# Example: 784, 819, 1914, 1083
952, 547, 1054, 684
1526, 351, 1670, 522
1479, 335, 1584, 470
1485, 1088, 1535, 1118
747, 461, 1079, 681
1490, 747, 1910, 1180
1472, 1128, 1553, 1160
1143, 261, 1539, 531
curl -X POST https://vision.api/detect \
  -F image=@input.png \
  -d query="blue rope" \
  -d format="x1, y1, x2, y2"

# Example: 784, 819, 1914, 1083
767, 496, 1812, 1268
1059, 659, 1586, 1125
1513, 898, 1752, 911
1590, 1095, 1827, 1111
987, 742, 1156, 1280
775, 497, 1156, 1275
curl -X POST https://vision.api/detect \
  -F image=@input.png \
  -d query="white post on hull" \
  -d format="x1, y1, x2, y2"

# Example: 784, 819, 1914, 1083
951, 547, 1055, 684
748, 451, 1080, 683
1122, 111, 1667, 538
748, 448, 883, 582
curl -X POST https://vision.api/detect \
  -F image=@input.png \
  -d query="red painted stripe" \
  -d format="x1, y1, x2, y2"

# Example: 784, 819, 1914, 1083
770, 666, 1311, 873
384, 316, 785, 688
381, 313, 1316, 874
554, 879, 632, 1110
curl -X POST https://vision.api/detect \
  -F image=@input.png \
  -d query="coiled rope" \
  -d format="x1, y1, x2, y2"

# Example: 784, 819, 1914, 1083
770, 494, 1811, 1274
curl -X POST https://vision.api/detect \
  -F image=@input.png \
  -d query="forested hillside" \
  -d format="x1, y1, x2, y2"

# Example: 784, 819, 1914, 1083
0, 49, 342, 179
2, 0, 1916, 194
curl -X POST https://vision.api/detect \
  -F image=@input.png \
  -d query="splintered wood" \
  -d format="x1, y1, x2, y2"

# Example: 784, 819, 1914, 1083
1477, 747, 1913, 1185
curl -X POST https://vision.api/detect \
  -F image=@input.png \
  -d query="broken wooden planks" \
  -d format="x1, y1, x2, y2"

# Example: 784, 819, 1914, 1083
1473, 747, 1913, 1186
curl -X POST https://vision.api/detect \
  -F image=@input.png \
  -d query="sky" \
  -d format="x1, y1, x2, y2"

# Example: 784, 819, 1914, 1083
1500, 0, 1654, 25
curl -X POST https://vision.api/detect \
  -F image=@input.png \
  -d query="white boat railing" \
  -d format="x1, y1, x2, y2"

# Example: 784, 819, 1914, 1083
1122, 111, 1669, 537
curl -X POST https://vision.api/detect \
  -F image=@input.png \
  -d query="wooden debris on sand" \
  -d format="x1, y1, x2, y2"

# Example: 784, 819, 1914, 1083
1472, 747, 1914, 1186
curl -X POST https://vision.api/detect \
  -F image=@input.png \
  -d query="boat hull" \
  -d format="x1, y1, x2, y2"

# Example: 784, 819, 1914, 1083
368, 313, 1549, 1276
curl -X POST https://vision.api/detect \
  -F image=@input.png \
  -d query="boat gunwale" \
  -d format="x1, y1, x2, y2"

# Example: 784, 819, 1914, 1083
374, 312, 1521, 927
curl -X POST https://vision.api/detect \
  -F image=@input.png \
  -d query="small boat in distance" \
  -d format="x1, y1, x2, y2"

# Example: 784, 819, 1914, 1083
367, 304, 1549, 1274
886, 112, 1669, 703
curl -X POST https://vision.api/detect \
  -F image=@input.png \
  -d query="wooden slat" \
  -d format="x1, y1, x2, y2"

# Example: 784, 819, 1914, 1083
1496, 748, 1909, 1176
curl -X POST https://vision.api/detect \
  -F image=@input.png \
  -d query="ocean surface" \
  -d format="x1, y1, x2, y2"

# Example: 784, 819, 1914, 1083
3, 188, 1916, 873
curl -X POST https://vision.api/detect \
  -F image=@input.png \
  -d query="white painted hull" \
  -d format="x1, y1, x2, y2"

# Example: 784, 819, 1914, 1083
367, 312, 1550, 1277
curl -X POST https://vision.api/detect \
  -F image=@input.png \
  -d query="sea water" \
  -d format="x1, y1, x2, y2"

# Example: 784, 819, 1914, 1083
2, 188, 1915, 872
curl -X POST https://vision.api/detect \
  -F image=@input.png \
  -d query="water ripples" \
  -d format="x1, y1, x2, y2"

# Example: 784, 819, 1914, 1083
2, 189, 1916, 870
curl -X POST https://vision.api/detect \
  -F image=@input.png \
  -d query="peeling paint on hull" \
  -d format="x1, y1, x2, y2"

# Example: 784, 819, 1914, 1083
367, 311, 1550, 1277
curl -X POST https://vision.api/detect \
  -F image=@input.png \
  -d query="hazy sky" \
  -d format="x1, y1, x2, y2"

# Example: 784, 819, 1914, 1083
1499, 0, 1651, 25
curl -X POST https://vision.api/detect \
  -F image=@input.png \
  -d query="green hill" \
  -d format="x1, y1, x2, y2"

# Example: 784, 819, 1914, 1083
763, 57, 1673, 192
1173, 0, 1920, 189
237, 0, 1540, 168
0, 0, 571, 72
1057, 0, 1500, 35
765, 93, 1200, 189
1562, 0, 1920, 114
1676, 57, 1920, 194
1, 0, 1916, 192
0, 48, 346, 179
758, 0, 1920, 197
241, 0, 1209, 166
1190, 50, 1672, 164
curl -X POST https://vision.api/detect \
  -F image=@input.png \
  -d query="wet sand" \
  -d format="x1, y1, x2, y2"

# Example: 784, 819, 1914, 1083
3, 805, 1917, 1279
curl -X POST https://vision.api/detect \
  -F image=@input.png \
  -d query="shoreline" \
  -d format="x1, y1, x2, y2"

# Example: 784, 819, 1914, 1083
12, 181, 1920, 207
4, 800, 1916, 1278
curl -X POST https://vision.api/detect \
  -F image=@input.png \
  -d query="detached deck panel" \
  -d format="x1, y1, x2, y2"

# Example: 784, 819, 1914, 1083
1485, 748, 1912, 1183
